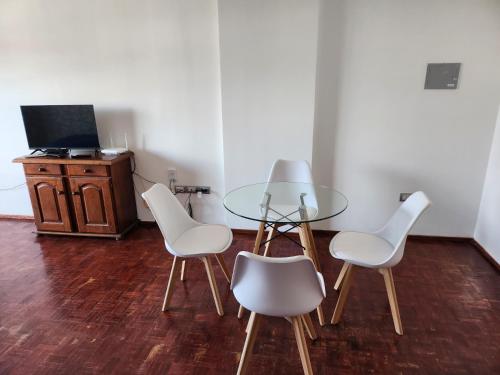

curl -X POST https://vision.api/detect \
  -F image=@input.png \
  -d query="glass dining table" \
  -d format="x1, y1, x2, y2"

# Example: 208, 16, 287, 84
224, 182, 348, 325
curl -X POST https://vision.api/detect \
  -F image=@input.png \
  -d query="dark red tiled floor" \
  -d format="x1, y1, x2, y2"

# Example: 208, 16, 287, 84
0, 220, 498, 374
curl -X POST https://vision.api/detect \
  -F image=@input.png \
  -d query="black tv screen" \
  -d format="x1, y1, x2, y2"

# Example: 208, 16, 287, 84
21, 105, 100, 150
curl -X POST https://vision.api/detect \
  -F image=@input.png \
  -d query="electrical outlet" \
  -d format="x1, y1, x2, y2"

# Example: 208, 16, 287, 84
175, 185, 210, 194
167, 167, 176, 183
399, 193, 412, 202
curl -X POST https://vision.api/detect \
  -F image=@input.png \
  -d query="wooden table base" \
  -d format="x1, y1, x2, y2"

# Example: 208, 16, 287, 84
299, 222, 325, 326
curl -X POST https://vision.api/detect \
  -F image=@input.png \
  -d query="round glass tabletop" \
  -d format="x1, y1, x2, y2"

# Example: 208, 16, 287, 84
223, 182, 348, 224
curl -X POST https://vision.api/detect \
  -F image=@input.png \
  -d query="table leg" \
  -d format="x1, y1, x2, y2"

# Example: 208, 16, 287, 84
238, 221, 266, 319
304, 223, 321, 273
252, 222, 266, 254
298, 226, 311, 258
299, 224, 325, 326
263, 224, 275, 257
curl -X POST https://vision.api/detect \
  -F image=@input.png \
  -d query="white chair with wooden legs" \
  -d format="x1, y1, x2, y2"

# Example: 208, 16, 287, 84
330, 191, 431, 335
142, 183, 233, 316
238, 159, 325, 324
232, 251, 325, 375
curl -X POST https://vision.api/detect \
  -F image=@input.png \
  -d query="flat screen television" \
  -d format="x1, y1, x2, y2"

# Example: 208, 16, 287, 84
20, 105, 100, 151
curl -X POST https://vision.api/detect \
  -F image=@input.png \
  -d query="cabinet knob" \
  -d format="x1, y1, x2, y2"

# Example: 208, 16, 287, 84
72, 191, 80, 196
38, 167, 46, 172
83, 168, 91, 173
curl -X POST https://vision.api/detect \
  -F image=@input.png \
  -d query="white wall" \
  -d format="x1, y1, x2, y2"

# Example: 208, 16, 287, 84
1, 0, 500, 240
218, 0, 319, 228
0, 0, 226, 223
313, 0, 500, 236
475, 107, 500, 263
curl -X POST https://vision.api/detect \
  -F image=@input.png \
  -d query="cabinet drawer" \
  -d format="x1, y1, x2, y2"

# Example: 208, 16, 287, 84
67, 164, 109, 177
24, 163, 62, 175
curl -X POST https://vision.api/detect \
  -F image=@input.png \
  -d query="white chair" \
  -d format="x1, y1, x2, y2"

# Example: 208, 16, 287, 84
238, 159, 325, 325
232, 251, 326, 375
142, 183, 233, 316
263, 159, 319, 227
330, 191, 431, 334
268, 159, 314, 184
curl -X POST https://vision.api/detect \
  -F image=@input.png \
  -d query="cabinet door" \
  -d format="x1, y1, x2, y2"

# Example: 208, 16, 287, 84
27, 176, 72, 232
69, 177, 117, 234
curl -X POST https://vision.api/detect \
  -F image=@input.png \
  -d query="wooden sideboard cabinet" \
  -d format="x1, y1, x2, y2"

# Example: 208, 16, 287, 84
13, 152, 138, 240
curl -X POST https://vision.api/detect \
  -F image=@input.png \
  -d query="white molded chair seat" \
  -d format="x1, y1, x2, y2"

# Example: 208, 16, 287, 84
167, 224, 232, 258
330, 231, 394, 268
232, 252, 325, 317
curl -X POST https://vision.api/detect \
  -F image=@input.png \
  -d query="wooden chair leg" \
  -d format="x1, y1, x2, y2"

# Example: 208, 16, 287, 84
237, 313, 262, 375
202, 256, 224, 316
239, 222, 266, 319
301, 313, 318, 340
262, 225, 275, 257
238, 305, 245, 319
315, 305, 325, 327
180, 260, 187, 281
215, 254, 231, 284
334, 262, 349, 291
292, 316, 313, 375
380, 268, 403, 335
245, 311, 256, 333
331, 264, 355, 324
162, 256, 181, 311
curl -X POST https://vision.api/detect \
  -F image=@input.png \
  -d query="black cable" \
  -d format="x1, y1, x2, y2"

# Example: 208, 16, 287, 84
130, 156, 191, 215
185, 192, 193, 218
131, 159, 178, 195
133, 171, 157, 184
130, 155, 157, 185
0, 182, 26, 191
131, 155, 136, 173
132, 178, 142, 199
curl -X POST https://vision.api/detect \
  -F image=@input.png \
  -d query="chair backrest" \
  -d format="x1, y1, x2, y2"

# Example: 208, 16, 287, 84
231, 251, 326, 317
142, 184, 197, 254
375, 191, 431, 267
263, 160, 318, 220
268, 159, 314, 183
